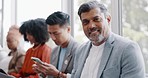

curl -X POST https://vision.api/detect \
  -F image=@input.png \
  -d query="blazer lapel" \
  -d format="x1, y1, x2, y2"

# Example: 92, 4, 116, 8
97, 33, 115, 77
51, 47, 61, 68
61, 37, 74, 72
76, 41, 92, 77
61, 54, 72, 72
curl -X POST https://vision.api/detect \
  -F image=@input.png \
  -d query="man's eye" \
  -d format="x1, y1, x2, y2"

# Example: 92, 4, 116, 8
54, 33, 60, 35
94, 17, 102, 22
82, 20, 89, 25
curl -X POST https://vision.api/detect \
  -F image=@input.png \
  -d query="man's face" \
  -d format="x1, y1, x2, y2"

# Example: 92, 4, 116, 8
47, 25, 70, 46
7, 34, 18, 50
80, 8, 111, 45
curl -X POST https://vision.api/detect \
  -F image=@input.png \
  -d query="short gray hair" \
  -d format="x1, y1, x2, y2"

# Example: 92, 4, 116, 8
78, 1, 108, 18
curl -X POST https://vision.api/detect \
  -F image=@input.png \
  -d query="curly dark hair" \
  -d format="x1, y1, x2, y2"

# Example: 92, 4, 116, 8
20, 18, 49, 44
19, 22, 28, 41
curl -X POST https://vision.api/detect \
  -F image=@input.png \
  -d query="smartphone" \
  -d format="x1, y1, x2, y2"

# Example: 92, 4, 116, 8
31, 57, 43, 64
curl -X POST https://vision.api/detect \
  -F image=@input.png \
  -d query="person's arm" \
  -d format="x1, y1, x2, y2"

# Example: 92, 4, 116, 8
33, 62, 72, 78
121, 42, 145, 78
33, 62, 68, 78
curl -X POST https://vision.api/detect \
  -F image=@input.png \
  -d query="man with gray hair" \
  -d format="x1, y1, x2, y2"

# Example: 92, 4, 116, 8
71, 1, 145, 78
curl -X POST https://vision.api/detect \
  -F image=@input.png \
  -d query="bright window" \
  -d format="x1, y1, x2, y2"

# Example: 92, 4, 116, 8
17, 0, 61, 50
2, 0, 61, 51
17, 0, 61, 26
0, 0, 2, 46
122, 0, 148, 73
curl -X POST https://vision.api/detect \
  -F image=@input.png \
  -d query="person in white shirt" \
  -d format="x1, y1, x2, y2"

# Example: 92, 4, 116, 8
71, 1, 145, 78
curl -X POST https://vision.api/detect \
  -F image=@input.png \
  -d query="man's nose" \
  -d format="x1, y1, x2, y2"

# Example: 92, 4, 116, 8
88, 20, 96, 28
50, 34, 56, 40
88, 20, 98, 32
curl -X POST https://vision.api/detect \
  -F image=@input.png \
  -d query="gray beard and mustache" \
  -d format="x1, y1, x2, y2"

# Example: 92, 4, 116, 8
88, 28, 104, 43
89, 33, 104, 43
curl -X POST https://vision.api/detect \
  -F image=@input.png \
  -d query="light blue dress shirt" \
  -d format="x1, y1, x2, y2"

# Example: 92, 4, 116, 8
58, 47, 67, 71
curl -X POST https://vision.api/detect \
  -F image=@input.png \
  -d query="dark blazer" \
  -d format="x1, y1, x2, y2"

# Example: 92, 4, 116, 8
71, 33, 145, 78
0, 68, 7, 74
0, 72, 14, 78
48, 36, 79, 78
0, 68, 13, 78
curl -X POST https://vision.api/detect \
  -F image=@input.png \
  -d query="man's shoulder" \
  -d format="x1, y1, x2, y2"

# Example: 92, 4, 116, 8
69, 37, 80, 46
52, 46, 59, 52
111, 33, 136, 45
75, 41, 91, 53
80, 41, 91, 47
66, 37, 80, 50
110, 33, 140, 54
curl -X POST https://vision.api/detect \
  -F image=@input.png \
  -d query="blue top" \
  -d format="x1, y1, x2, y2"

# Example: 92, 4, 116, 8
58, 47, 67, 71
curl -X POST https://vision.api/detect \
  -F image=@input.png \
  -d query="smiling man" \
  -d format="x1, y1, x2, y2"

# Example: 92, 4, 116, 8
71, 1, 145, 78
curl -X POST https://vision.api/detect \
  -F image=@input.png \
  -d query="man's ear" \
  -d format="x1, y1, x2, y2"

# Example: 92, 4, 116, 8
67, 26, 71, 33
106, 14, 111, 23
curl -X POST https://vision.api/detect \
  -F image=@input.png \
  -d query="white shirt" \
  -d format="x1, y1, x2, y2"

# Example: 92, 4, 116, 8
0, 51, 8, 61
0, 56, 12, 73
80, 42, 105, 78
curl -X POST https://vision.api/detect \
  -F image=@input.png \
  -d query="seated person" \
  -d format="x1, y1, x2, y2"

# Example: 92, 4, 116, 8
12, 18, 52, 78
6, 25, 25, 75
33, 11, 80, 78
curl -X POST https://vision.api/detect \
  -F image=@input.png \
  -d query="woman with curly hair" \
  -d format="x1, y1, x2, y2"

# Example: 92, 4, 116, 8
11, 18, 52, 78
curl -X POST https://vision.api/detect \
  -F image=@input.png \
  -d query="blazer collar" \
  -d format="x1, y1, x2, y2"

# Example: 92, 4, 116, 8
61, 37, 76, 72
76, 41, 92, 77
76, 33, 115, 77
97, 32, 115, 77
55, 36, 75, 60
65, 36, 75, 57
